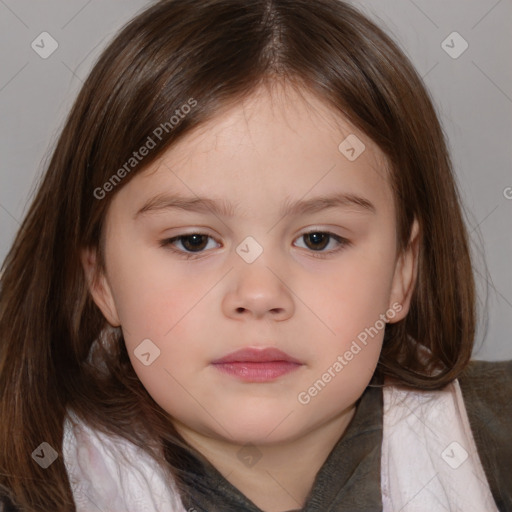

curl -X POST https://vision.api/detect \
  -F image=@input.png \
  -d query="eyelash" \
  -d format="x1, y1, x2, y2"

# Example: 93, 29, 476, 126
159, 230, 351, 260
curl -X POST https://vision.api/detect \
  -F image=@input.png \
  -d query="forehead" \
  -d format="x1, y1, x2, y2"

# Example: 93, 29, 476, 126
163, 83, 386, 168
113, 82, 394, 220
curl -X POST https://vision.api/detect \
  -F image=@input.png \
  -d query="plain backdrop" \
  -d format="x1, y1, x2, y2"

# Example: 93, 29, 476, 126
0, 0, 511, 360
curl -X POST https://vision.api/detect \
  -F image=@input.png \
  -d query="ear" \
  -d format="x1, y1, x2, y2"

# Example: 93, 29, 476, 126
387, 218, 420, 323
81, 247, 121, 327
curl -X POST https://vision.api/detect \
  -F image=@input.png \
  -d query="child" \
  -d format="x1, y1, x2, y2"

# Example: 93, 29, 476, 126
0, 0, 510, 510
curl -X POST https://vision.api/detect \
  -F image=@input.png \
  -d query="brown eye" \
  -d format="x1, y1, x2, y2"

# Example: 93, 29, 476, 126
303, 232, 330, 251
294, 231, 351, 258
179, 234, 209, 252
160, 233, 219, 258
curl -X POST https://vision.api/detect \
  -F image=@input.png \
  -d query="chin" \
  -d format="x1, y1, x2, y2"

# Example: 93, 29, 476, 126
223, 426, 297, 446
214, 408, 310, 445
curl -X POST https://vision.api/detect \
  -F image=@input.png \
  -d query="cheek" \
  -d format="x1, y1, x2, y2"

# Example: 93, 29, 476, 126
297, 269, 390, 415
297, 244, 396, 401
121, 306, 209, 423
109, 256, 212, 386
106, 243, 198, 337
314, 250, 396, 343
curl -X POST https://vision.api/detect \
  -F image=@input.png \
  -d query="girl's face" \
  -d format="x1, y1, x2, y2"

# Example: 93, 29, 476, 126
84, 83, 418, 446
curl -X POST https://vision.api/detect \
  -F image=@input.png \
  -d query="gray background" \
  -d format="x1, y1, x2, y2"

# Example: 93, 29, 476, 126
0, 0, 510, 360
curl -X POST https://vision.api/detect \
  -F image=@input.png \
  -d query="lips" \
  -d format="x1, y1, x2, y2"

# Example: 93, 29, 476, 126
211, 347, 303, 382
212, 347, 302, 364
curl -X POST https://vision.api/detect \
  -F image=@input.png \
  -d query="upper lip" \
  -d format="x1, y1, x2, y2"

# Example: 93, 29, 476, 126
211, 347, 302, 364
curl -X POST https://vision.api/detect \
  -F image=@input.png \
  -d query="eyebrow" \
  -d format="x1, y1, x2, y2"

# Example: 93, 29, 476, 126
134, 191, 376, 219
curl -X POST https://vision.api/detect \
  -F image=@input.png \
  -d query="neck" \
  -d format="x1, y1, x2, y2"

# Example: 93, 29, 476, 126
174, 405, 356, 512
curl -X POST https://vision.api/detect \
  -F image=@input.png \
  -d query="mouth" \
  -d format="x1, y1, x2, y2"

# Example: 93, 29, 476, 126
211, 347, 303, 382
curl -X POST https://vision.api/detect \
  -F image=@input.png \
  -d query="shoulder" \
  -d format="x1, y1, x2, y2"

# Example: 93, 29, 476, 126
458, 359, 512, 412
458, 359, 512, 510
458, 358, 512, 437
459, 358, 512, 383
62, 409, 187, 512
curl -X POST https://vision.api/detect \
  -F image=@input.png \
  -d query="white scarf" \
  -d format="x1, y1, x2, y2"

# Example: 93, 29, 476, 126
381, 379, 498, 511
62, 379, 498, 512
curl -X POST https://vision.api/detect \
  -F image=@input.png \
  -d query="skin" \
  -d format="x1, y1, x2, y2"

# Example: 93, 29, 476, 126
83, 81, 419, 512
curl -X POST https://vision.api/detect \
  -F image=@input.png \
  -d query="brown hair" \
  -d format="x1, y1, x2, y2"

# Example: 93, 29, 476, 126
0, 0, 475, 509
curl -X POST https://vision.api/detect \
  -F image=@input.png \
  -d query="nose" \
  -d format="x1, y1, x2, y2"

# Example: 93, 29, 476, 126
222, 260, 295, 321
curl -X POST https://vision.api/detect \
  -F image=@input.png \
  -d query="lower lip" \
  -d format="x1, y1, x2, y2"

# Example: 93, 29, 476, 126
212, 361, 302, 382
